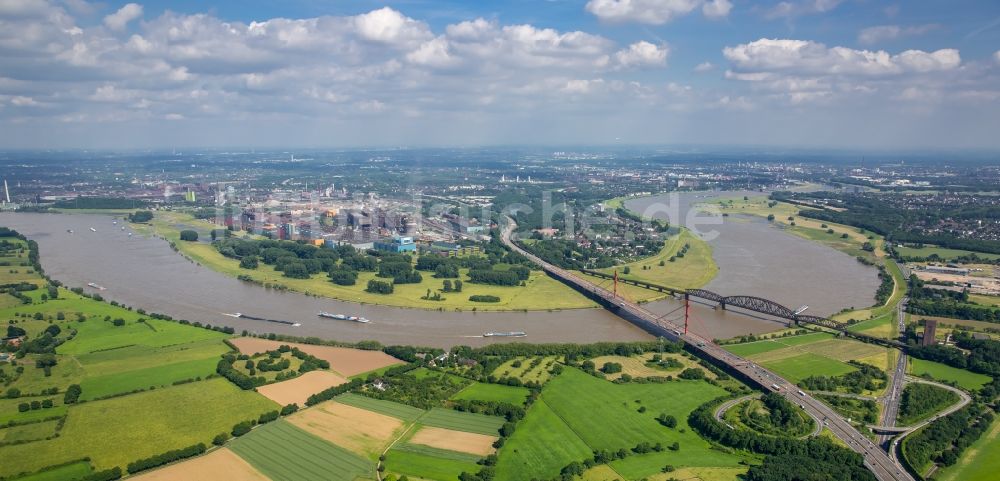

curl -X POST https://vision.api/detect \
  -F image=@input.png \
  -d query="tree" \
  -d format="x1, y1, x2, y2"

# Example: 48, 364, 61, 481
179, 230, 199, 242
64, 384, 82, 404
212, 433, 229, 446
454, 279, 463, 292
767, 214, 776, 221
239, 255, 259, 269
443, 279, 453, 292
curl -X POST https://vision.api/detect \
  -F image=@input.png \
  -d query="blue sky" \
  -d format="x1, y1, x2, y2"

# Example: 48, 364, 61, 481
1, 0, 999, 149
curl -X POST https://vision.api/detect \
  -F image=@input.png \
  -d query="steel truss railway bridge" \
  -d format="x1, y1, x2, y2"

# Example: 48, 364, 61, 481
579, 269, 903, 349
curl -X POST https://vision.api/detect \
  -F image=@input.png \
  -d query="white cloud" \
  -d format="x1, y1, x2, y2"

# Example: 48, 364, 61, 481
104, 3, 142, 32
694, 61, 714, 72
10, 95, 38, 106
857, 24, 939, 46
585, 0, 725, 25
613, 41, 669, 69
353, 7, 430, 46
723, 38, 960, 76
702, 0, 732, 19
995, 50, 1000, 64
764, 0, 842, 20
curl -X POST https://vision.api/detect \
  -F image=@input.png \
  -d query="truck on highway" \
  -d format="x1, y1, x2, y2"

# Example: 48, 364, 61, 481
771, 383, 781, 391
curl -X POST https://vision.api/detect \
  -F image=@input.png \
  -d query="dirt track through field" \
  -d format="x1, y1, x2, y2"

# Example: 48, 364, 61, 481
287, 401, 404, 457
409, 426, 498, 456
229, 337, 403, 376
255, 370, 348, 406
130, 448, 269, 481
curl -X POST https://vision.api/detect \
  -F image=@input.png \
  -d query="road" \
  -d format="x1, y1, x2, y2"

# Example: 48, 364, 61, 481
879, 296, 909, 447
714, 394, 823, 439
500, 217, 916, 481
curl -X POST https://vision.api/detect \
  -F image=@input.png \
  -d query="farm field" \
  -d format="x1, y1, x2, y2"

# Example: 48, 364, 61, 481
147, 210, 595, 311
383, 444, 482, 481
419, 407, 506, 435
334, 393, 426, 421
451, 382, 530, 405
0, 379, 278, 478
254, 370, 349, 406
908, 358, 992, 391
494, 367, 745, 481
229, 419, 373, 481
130, 448, 269, 481
493, 399, 592, 481
228, 337, 403, 377
286, 400, 405, 458
409, 426, 498, 456
11, 461, 93, 481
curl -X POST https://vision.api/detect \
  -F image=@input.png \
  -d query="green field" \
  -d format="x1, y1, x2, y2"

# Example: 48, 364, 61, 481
230, 419, 373, 481
760, 352, 857, 382
78, 356, 220, 400
595, 228, 719, 298
908, 358, 992, 391
451, 382, 530, 405
384, 443, 482, 481
494, 367, 742, 481
11, 461, 93, 481
934, 414, 1000, 481
0, 419, 61, 443
896, 245, 1000, 261
0, 379, 278, 477
334, 393, 425, 421
420, 408, 506, 435
493, 399, 592, 481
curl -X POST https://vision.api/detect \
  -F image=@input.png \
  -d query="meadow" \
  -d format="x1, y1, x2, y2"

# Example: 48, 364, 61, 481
594, 228, 718, 299
383, 444, 482, 481
490, 356, 559, 384
722, 332, 888, 384
908, 358, 992, 391
933, 414, 1000, 481
451, 382, 530, 405
494, 367, 745, 481
895, 245, 1000, 261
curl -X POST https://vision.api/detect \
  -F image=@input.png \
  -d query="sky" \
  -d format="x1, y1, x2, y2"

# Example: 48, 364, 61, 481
1, 0, 999, 150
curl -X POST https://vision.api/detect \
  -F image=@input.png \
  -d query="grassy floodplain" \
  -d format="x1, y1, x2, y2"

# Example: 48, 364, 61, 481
722, 332, 890, 385
907, 358, 992, 391
594, 228, 718, 302
933, 414, 1000, 481
494, 367, 747, 481
132, 210, 596, 311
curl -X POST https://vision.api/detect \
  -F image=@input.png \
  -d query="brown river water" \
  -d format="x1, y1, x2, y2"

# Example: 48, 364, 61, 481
0, 191, 878, 347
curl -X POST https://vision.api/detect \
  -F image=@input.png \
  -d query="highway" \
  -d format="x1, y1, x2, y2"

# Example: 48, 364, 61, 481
500, 218, 916, 481
879, 297, 909, 447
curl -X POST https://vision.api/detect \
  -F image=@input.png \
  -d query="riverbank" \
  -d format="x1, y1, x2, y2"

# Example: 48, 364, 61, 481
701, 195, 907, 336
594, 228, 718, 303
131, 210, 598, 312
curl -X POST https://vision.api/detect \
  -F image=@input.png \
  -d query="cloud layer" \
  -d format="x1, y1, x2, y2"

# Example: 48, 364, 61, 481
0, 1, 997, 149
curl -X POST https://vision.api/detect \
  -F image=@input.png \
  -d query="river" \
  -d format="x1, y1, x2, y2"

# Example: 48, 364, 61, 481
0, 191, 878, 346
